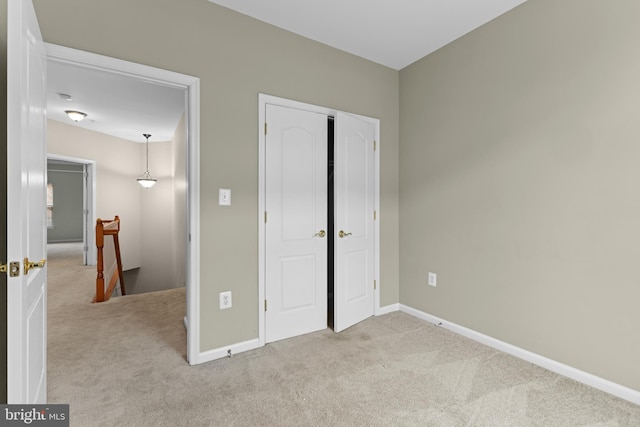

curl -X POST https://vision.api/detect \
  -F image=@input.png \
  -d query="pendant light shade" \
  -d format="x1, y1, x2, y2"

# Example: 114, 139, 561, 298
137, 133, 157, 188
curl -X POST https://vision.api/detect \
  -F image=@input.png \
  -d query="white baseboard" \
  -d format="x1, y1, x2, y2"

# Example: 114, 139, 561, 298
377, 303, 400, 316
189, 338, 262, 366
400, 304, 640, 406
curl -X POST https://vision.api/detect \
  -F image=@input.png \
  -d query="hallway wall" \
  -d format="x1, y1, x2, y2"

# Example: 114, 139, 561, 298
48, 120, 186, 295
48, 120, 143, 270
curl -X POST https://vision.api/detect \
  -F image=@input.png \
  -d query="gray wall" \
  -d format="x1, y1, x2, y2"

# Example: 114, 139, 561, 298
135, 138, 183, 294
47, 162, 83, 243
32, 0, 401, 352
130, 116, 187, 295
400, 0, 640, 391
0, 0, 7, 404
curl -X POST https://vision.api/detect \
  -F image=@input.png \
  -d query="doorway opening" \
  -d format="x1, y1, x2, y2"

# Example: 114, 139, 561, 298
46, 154, 97, 266
44, 43, 202, 364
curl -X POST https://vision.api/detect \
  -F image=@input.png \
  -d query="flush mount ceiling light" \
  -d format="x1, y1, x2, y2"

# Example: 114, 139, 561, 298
65, 110, 87, 122
137, 133, 157, 188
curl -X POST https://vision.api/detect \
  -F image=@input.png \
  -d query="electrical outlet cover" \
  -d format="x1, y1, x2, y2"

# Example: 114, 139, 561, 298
220, 291, 232, 309
428, 272, 437, 287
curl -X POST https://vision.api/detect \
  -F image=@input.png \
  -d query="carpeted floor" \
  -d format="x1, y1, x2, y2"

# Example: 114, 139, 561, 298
47, 243, 640, 426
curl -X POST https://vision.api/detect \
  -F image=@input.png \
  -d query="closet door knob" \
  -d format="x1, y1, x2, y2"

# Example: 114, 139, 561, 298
314, 230, 326, 238
338, 230, 352, 238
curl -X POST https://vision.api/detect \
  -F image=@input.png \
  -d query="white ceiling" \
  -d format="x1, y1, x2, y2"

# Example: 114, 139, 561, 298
209, 0, 528, 70
47, 59, 186, 143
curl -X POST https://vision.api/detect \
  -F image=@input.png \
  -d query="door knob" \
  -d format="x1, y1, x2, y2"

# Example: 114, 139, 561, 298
24, 257, 46, 275
314, 230, 326, 238
338, 230, 352, 238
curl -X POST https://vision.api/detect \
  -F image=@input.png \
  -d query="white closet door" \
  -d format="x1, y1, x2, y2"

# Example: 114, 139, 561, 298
265, 105, 328, 343
333, 112, 375, 333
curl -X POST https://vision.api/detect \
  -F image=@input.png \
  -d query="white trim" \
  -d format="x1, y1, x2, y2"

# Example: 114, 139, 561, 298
45, 44, 195, 89
193, 339, 262, 364
258, 94, 381, 347
45, 43, 202, 366
377, 303, 399, 316
258, 96, 267, 348
186, 79, 202, 365
400, 304, 640, 406
373, 118, 381, 316
47, 153, 97, 266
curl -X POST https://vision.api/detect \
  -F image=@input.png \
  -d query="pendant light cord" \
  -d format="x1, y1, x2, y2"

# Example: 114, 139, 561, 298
143, 133, 151, 173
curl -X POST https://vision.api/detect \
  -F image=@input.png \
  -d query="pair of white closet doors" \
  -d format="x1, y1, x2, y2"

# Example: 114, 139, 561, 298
264, 101, 377, 343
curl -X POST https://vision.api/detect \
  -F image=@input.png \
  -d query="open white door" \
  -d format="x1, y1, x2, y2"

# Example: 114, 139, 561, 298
265, 104, 328, 343
334, 112, 375, 332
7, 0, 48, 403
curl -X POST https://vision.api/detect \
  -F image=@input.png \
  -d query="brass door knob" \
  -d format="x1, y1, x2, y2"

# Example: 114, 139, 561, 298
314, 230, 326, 238
24, 257, 46, 275
338, 230, 352, 238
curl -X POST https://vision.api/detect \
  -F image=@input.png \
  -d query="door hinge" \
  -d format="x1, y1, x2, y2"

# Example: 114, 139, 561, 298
264, 122, 268, 135
374, 280, 377, 290
374, 210, 377, 221
1, 261, 20, 277
264, 299, 268, 311
374, 140, 377, 151
264, 211, 268, 223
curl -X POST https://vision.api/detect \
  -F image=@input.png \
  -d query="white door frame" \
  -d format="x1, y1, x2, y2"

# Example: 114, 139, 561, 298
46, 154, 97, 265
258, 93, 381, 346
44, 44, 202, 364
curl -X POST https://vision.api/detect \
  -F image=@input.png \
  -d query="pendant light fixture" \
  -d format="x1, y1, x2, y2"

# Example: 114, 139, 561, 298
137, 133, 157, 188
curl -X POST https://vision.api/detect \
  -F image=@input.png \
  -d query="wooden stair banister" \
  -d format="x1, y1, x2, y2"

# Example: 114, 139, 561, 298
95, 216, 125, 302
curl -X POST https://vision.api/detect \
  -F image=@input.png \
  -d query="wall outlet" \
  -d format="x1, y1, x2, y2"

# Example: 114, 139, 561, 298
428, 272, 437, 287
220, 291, 232, 309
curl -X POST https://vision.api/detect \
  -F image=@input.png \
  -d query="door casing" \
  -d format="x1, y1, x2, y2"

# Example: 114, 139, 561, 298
46, 154, 97, 266
43, 43, 203, 365
258, 94, 381, 346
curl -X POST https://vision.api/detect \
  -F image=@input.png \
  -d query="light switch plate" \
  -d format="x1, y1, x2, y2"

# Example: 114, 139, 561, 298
219, 188, 231, 206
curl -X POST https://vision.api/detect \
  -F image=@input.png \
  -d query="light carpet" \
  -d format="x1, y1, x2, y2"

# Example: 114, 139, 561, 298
47, 243, 640, 426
